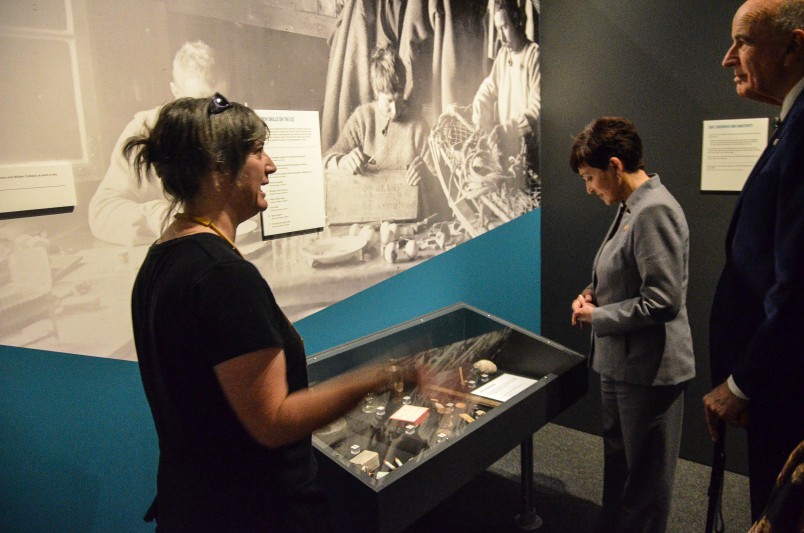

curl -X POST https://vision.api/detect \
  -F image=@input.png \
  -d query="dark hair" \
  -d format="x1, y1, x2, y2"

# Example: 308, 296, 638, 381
495, 0, 527, 31
370, 46, 406, 96
123, 96, 268, 205
569, 116, 645, 173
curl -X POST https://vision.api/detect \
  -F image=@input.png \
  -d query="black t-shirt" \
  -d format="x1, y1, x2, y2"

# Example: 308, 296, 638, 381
132, 233, 318, 531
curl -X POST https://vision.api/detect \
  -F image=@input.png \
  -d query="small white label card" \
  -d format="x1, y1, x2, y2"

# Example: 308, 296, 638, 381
472, 373, 538, 402
389, 405, 430, 425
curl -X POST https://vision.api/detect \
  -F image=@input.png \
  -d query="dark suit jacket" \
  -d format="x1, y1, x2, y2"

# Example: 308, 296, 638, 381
589, 174, 696, 386
709, 89, 804, 402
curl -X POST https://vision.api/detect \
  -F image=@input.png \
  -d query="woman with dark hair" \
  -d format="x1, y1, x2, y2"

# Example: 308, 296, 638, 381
569, 117, 695, 533
126, 94, 405, 531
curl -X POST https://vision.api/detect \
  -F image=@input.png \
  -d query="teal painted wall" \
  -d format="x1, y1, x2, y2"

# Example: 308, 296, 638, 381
0, 349, 158, 533
0, 210, 540, 532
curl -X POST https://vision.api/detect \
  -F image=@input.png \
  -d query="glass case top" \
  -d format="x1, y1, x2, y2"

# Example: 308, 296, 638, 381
307, 304, 583, 488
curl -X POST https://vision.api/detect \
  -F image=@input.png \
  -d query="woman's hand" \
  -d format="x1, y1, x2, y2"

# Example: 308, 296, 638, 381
571, 292, 595, 328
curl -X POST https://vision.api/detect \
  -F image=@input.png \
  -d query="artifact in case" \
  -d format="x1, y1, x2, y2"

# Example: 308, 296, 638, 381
307, 303, 587, 532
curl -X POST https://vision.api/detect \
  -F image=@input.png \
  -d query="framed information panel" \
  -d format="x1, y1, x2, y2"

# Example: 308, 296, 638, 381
306, 304, 587, 532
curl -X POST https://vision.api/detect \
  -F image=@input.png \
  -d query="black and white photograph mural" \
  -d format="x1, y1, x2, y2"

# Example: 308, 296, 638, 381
0, 0, 540, 361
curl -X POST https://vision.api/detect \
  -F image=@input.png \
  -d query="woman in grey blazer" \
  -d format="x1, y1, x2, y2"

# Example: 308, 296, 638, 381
569, 117, 695, 533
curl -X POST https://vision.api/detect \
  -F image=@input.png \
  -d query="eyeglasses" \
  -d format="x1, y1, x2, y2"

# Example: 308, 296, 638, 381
209, 92, 232, 115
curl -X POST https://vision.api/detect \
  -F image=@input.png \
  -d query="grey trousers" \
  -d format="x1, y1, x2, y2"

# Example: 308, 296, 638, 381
597, 376, 686, 533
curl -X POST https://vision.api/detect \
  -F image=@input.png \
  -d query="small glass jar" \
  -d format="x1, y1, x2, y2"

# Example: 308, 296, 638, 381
402, 395, 412, 405
480, 373, 490, 383
435, 432, 448, 444
404, 424, 416, 435
466, 379, 477, 389
361, 393, 376, 413
350, 444, 361, 456
375, 405, 386, 416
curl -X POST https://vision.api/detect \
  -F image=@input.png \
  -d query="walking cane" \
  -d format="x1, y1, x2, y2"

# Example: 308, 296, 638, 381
705, 420, 726, 533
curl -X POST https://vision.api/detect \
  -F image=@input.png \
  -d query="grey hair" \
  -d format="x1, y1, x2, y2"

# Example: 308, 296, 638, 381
773, 0, 804, 35
172, 40, 217, 88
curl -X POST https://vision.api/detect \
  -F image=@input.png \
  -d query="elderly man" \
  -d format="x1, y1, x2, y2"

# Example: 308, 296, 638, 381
704, 0, 804, 521
89, 41, 224, 246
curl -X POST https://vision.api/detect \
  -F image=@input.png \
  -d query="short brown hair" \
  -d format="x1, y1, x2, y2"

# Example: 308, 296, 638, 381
569, 116, 645, 173
370, 46, 406, 96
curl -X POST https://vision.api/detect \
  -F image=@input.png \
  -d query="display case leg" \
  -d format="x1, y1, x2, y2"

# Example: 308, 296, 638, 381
514, 435, 543, 530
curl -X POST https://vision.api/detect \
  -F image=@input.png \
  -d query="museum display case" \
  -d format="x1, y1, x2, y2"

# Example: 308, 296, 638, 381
307, 303, 587, 532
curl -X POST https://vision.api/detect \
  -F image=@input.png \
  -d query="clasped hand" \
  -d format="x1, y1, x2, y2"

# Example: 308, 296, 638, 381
571, 292, 595, 328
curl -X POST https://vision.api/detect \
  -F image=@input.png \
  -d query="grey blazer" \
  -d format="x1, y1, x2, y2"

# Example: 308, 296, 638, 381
588, 174, 695, 386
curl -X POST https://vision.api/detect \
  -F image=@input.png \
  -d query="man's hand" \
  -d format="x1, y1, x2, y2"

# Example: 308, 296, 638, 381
338, 148, 370, 175
703, 381, 750, 442
516, 115, 532, 136
405, 156, 431, 186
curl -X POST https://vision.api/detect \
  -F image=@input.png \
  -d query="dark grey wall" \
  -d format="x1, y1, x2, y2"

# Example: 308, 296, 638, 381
539, 1, 776, 472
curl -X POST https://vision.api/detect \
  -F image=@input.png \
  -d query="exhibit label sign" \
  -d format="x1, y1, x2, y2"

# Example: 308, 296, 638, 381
0, 162, 76, 217
257, 110, 326, 238
701, 118, 769, 192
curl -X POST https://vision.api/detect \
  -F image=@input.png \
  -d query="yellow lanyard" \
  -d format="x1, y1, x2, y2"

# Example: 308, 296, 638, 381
174, 213, 242, 257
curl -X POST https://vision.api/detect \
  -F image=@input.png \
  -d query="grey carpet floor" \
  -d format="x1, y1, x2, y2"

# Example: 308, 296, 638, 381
405, 423, 751, 533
